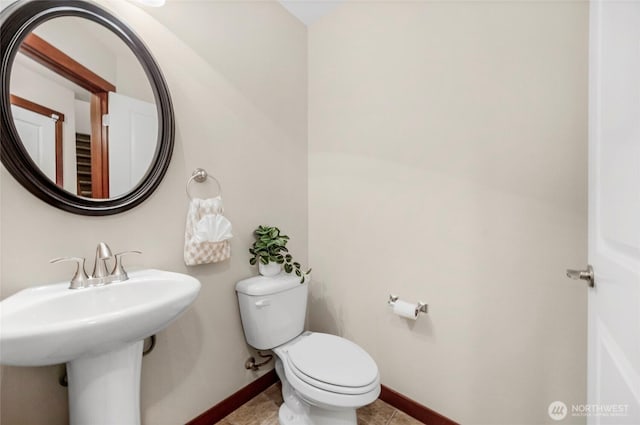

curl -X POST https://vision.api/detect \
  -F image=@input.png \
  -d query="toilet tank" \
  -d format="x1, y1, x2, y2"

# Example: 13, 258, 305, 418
235, 273, 308, 350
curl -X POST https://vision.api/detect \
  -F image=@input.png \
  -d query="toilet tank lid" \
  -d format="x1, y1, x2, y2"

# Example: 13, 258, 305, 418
236, 273, 302, 296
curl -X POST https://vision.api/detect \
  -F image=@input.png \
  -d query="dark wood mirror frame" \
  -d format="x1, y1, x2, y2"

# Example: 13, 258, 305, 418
0, 0, 174, 216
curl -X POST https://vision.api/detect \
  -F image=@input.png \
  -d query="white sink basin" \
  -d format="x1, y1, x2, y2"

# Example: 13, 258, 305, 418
0, 269, 201, 425
0, 269, 200, 366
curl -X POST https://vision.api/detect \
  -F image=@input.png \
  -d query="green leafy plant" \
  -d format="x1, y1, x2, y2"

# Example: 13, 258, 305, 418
249, 225, 311, 283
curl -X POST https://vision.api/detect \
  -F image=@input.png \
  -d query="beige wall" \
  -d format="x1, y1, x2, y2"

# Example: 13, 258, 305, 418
308, 2, 588, 424
0, 1, 307, 424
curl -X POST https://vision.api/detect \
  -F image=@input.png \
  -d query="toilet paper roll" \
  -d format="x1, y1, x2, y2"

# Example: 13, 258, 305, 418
392, 300, 418, 320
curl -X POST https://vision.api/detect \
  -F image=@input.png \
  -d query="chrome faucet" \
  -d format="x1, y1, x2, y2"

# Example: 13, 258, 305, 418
51, 242, 141, 289
92, 242, 113, 282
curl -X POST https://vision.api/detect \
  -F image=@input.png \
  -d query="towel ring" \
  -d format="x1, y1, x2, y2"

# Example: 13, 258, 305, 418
186, 168, 222, 200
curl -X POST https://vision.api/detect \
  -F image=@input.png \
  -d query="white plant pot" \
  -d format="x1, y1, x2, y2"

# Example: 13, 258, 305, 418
259, 262, 282, 277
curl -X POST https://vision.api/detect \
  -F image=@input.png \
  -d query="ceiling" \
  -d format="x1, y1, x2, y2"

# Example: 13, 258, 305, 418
278, 0, 345, 26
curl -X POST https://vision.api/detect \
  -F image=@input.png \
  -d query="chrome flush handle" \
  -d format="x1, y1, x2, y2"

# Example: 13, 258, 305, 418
566, 264, 595, 287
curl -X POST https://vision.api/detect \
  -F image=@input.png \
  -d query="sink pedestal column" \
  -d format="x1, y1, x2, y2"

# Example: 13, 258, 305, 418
67, 340, 144, 425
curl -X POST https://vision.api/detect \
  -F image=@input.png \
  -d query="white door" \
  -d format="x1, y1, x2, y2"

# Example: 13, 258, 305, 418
11, 104, 57, 182
586, 0, 640, 423
107, 92, 158, 197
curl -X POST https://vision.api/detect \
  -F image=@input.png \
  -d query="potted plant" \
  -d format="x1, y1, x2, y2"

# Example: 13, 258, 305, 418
249, 225, 311, 283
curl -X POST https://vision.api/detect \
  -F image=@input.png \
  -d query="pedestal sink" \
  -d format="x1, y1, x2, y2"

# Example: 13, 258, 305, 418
0, 269, 201, 425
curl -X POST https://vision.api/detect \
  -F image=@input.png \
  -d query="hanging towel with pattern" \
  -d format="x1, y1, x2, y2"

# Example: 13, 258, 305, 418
184, 196, 232, 265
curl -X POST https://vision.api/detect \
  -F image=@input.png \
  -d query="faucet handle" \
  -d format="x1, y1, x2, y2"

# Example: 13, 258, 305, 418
111, 251, 142, 281
50, 257, 89, 289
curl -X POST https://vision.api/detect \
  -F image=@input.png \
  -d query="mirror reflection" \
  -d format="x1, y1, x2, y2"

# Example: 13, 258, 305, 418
10, 16, 158, 199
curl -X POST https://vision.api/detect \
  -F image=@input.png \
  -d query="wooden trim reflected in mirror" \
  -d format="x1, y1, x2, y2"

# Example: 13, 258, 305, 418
90, 93, 109, 199
20, 33, 116, 93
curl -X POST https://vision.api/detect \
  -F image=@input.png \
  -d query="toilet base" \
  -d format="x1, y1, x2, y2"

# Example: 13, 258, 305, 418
276, 358, 358, 425
278, 403, 357, 425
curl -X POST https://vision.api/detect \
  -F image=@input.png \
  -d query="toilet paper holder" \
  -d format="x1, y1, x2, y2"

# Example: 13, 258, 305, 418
388, 294, 428, 316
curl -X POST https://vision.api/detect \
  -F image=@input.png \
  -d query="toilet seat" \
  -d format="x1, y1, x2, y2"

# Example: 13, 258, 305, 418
286, 333, 378, 394
274, 332, 381, 408
286, 356, 380, 395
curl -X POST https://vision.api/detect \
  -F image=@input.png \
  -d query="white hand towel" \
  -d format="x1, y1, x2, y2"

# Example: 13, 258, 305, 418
184, 196, 232, 265
195, 214, 233, 243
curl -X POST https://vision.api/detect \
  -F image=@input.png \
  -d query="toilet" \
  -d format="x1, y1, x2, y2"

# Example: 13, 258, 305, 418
236, 273, 380, 425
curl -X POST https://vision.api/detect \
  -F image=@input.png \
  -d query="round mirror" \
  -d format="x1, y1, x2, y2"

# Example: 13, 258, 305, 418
1, 0, 174, 215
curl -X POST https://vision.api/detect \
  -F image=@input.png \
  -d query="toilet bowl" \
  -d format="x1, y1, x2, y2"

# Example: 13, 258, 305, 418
273, 332, 380, 425
235, 274, 380, 425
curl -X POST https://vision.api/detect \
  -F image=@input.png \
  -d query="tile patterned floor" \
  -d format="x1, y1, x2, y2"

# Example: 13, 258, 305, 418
215, 383, 424, 425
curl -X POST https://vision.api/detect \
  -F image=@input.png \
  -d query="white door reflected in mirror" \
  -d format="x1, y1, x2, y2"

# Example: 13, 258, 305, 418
11, 105, 57, 182
108, 92, 158, 198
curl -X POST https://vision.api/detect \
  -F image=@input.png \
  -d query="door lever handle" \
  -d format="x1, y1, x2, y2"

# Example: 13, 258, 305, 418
566, 264, 594, 287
